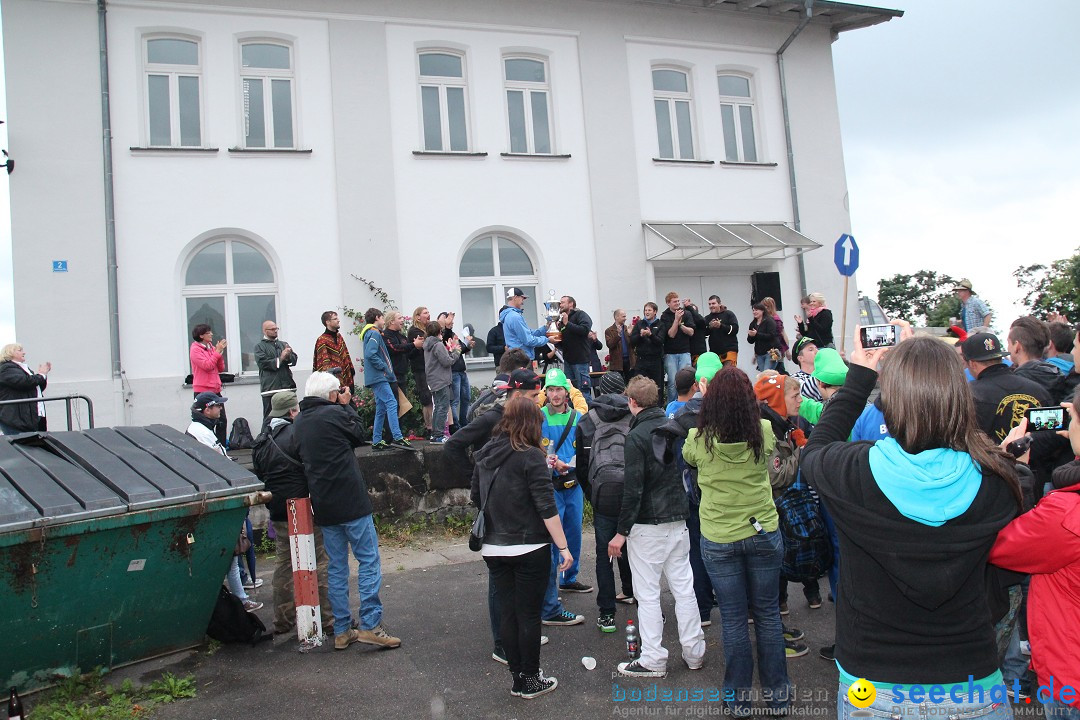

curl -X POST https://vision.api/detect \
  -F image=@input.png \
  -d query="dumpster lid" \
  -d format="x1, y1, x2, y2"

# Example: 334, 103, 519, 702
0, 425, 262, 533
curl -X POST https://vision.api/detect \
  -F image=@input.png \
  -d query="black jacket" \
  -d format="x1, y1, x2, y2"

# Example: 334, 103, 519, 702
704, 311, 739, 354
970, 363, 1050, 443
559, 308, 594, 365
659, 307, 703, 355
442, 329, 469, 373
618, 406, 689, 535
381, 329, 411, 383
251, 419, 307, 522
1013, 359, 1067, 401
686, 305, 707, 355
798, 309, 834, 347
801, 363, 1019, 685
407, 325, 426, 373
486, 323, 506, 366
293, 397, 371, 526
471, 434, 557, 546
629, 317, 664, 362
576, 394, 632, 517
0, 361, 47, 432
444, 402, 504, 488
747, 315, 778, 356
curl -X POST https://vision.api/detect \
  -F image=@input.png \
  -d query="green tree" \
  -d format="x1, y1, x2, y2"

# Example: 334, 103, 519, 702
926, 296, 962, 328
1014, 248, 1080, 319
876, 270, 959, 326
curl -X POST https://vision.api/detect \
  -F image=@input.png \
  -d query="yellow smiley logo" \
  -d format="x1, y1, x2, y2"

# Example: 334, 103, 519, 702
847, 679, 876, 708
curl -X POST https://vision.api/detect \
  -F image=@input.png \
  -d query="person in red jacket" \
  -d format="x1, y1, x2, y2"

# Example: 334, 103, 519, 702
990, 398, 1080, 720
189, 323, 227, 445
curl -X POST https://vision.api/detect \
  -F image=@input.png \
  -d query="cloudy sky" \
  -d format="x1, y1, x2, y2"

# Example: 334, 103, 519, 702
1, 0, 1077, 341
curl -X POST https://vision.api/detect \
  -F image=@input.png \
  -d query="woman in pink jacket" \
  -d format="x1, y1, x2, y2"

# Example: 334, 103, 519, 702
190, 323, 228, 445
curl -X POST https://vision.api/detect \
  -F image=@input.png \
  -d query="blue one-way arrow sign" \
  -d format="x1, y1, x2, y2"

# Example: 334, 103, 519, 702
833, 234, 859, 277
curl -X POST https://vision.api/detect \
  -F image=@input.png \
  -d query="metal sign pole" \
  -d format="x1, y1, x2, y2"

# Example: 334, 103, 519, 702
840, 275, 850, 354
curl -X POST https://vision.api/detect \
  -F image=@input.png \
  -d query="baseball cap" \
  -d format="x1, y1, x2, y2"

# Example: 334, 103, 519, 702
506, 287, 529, 299
499, 369, 543, 391
694, 352, 722, 383
544, 367, 572, 391
961, 332, 1008, 362
792, 336, 818, 359
269, 390, 299, 418
192, 391, 228, 411
812, 348, 849, 386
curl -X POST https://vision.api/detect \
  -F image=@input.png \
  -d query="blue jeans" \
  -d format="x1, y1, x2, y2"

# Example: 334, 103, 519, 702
565, 363, 591, 394
451, 371, 471, 427
225, 556, 249, 601
320, 514, 383, 636
686, 498, 717, 620
593, 513, 633, 615
542, 483, 584, 618
700, 531, 790, 716
837, 681, 1012, 720
369, 381, 401, 443
431, 385, 453, 436
820, 500, 840, 601
756, 353, 778, 372
663, 353, 692, 402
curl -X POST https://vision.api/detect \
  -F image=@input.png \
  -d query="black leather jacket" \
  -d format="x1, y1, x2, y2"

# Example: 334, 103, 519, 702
617, 406, 689, 535
471, 435, 558, 546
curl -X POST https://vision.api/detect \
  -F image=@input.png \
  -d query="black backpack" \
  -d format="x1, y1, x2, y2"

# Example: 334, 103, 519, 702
228, 417, 256, 449
206, 586, 272, 645
775, 474, 833, 583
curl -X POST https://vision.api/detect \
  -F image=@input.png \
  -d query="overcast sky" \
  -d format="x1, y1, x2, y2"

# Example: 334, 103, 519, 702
1, 1, 1077, 343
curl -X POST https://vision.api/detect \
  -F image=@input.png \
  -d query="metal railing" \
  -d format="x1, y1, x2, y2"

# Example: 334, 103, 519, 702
0, 395, 96, 431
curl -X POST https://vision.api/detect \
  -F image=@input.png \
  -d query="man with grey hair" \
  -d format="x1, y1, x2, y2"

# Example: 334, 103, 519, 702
293, 372, 401, 651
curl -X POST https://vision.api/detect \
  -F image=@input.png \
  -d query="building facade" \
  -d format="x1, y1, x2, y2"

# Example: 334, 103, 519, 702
2, 0, 899, 429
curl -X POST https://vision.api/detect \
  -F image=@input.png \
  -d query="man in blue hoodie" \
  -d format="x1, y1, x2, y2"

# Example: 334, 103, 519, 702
500, 288, 550, 354
361, 307, 409, 451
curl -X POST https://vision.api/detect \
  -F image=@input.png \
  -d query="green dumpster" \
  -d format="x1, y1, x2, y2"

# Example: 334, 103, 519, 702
0, 424, 263, 692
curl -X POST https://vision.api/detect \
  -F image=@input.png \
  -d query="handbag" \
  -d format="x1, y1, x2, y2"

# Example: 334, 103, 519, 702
549, 409, 579, 491
234, 525, 252, 556
469, 467, 500, 552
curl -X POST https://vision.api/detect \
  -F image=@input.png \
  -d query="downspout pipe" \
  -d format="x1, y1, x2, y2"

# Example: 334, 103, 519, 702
98, 0, 122, 379
778, 0, 814, 298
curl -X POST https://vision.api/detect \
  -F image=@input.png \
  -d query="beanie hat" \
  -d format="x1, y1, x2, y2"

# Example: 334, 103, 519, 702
812, 348, 849, 386
597, 371, 626, 395
753, 372, 787, 417
695, 352, 723, 383
544, 367, 572, 391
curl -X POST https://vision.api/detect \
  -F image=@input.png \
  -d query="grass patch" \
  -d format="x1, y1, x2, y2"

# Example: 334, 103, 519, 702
374, 512, 474, 547
28, 671, 196, 720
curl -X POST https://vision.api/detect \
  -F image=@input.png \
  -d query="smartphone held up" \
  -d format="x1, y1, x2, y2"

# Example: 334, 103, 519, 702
859, 324, 901, 350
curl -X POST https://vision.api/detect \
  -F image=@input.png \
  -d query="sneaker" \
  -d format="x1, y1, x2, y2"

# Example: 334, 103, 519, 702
334, 628, 359, 650
779, 601, 789, 615
785, 640, 809, 658
807, 592, 822, 609
597, 614, 617, 633
684, 656, 704, 670
493, 647, 508, 665
392, 437, 412, 449
542, 610, 584, 626
516, 672, 558, 699
1005, 680, 1031, 701
559, 580, 593, 593
429, 436, 448, 444
1019, 640, 1031, 656
615, 594, 636, 605
356, 624, 401, 648
700, 618, 712, 628
242, 577, 264, 590
371, 440, 391, 451
818, 644, 835, 661
617, 659, 667, 678
783, 625, 805, 642
242, 599, 263, 612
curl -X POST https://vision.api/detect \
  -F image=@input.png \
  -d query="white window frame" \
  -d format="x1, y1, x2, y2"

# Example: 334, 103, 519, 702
502, 55, 553, 154
418, 50, 471, 152
652, 66, 696, 160
717, 72, 759, 163
181, 238, 279, 375
143, 34, 204, 148
458, 235, 542, 363
239, 40, 297, 149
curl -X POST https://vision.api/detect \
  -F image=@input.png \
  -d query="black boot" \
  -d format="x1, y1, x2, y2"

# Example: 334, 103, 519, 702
517, 671, 557, 699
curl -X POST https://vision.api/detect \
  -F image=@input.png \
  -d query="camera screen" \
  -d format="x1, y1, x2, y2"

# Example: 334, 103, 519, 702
860, 324, 898, 349
1026, 406, 1068, 431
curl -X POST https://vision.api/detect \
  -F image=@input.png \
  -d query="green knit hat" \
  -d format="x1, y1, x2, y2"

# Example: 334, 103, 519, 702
695, 352, 723, 383
544, 367, 572, 391
812, 348, 848, 386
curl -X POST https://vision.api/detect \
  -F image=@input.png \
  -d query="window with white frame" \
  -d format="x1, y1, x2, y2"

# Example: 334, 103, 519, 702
717, 74, 758, 162
652, 68, 695, 160
182, 238, 278, 374
418, 51, 469, 152
458, 235, 540, 359
240, 41, 295, 148
145, 36, 202, 147
504, 56, 552, 154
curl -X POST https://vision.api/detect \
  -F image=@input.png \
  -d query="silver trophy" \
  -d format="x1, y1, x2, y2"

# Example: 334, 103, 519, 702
543, 290, 563, 343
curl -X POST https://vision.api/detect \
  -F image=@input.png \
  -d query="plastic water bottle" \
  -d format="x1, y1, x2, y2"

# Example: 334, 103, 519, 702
625, 620, 640, 659
8, 688, 24, 720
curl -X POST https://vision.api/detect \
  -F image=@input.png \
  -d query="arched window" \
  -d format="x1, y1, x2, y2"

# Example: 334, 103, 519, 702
652, 67, 695, 160
182, 238, 278, 373
458, 235, 539, 359
717, 73, 758, 162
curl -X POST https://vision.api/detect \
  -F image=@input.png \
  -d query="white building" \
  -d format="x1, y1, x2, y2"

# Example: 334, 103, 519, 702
2, 0, 900, 429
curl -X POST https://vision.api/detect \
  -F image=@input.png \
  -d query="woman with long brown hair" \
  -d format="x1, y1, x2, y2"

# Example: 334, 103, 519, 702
682, 366, 790, 717
471, 395, 572, 699
801, 326, 1021, 720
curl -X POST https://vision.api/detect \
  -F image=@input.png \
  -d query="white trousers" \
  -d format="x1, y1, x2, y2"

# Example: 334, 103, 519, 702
627, 521, 705, 671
